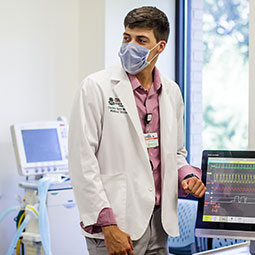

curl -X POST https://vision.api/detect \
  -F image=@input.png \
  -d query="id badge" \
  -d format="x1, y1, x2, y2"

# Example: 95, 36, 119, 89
144, 133, 159, 148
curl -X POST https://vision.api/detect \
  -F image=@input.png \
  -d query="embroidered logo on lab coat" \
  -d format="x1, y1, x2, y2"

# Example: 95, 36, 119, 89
108, 97, 127, 114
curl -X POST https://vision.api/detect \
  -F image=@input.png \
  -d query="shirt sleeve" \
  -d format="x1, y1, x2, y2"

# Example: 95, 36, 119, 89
178, 165, 202, 197
80, 207, 117, 234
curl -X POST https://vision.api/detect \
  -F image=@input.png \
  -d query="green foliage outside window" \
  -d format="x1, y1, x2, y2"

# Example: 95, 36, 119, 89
203, 0, 249, 150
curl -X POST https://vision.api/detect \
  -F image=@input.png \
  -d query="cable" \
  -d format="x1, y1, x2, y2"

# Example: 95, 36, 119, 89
7, 214, 31, 255
16, 211, 25, 255
16, 239, 20, 255
7, 204, 39, 255
38, 177, 53, 255
0, 206, 19, 224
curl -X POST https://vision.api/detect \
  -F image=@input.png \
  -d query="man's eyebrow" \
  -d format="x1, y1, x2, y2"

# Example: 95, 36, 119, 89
137, 35, 149, 40
123, 32, 149, 40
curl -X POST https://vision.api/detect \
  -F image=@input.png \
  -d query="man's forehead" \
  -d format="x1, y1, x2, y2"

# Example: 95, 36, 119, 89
124, 26, 154, 37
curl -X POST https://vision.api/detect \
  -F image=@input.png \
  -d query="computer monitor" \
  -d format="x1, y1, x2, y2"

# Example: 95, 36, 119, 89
196, 150, 255, 240
11, 120, 68, 176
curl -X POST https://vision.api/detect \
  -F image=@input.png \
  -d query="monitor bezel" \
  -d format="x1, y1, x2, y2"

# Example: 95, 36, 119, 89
11, 121, 68, 176
196, 150, 255, 236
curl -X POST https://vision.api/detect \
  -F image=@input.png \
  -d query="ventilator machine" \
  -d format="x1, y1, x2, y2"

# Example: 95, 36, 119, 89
0, 117, 89, 255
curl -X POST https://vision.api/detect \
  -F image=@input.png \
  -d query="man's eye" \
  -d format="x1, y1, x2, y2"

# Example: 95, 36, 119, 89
138, 38, 146, 43
123, 36, 130, 41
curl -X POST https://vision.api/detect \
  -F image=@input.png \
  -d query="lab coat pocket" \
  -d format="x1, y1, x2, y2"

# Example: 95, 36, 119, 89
101, 173, 127, 230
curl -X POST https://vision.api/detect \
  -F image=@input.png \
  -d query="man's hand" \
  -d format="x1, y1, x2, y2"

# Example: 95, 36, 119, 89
181, 176, 206, 198
102, 225, 134, 255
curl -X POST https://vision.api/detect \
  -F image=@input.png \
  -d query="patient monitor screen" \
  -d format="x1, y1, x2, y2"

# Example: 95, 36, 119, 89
22, 129, 62, 163
203, 157, 255, 224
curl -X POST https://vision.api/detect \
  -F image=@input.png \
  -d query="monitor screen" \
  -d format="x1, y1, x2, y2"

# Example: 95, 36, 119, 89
203, 157, 255, 224
21, 129, 62, 163
196, 150, 255, 240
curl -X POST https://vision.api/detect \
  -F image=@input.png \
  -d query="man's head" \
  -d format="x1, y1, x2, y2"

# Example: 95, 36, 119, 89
124, 6, 170, 43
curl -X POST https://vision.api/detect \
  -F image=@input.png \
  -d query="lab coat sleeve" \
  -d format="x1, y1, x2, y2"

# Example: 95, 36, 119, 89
81, 207, 117, 234
176, 85, 189, 170
68, 76, 111, 227
175, 85, 203, 193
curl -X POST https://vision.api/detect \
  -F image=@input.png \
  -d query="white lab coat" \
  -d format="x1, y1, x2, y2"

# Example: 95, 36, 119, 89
68, 65, 188, 240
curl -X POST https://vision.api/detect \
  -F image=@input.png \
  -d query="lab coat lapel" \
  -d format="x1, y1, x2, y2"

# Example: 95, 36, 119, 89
113, 77, 149, 163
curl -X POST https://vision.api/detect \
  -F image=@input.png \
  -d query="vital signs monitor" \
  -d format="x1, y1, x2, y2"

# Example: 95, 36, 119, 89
196, 150, 255, 240
11, 120, 68, 176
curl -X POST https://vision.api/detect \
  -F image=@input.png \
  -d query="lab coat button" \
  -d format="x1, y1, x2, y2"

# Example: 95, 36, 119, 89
148, 187, 153, 192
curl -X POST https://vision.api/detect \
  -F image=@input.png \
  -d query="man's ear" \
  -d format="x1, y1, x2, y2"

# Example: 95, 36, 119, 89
158, 41, 167, 54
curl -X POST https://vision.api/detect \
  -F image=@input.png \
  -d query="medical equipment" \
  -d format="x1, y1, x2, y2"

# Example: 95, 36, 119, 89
10, 120, 68, 176
7, 204, 39, 255
195, 150, 255, 255
16, 177, 87, 255
3, 118, 88, 255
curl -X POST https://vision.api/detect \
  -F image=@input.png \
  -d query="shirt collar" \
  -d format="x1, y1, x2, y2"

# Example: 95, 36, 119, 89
127, 67, 162, 92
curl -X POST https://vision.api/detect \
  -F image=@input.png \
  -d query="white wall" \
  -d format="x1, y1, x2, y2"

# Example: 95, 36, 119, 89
79, 0, 105, 81
249, 0, 255, 149
0, 1, 80, 252
105, 0, 176, 80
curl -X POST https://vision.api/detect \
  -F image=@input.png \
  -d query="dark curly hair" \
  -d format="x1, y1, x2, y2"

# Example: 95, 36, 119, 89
124, 6, 170, 43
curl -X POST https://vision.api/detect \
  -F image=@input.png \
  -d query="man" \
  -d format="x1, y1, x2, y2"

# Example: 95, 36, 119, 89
68, 6, 206, 255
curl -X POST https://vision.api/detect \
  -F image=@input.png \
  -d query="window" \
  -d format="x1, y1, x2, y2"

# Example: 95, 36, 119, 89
202, 0, 249, 150
180, 0, 250, 167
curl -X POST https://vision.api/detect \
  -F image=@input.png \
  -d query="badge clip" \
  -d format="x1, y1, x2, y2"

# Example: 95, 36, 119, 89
145, 113, 152, 125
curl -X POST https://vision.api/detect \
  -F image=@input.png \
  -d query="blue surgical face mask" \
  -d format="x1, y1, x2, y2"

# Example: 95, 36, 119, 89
118, 42, 160, 75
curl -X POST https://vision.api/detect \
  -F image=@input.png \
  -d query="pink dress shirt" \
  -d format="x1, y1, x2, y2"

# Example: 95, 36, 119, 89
129, 67, 162, 205
81, 67, 201, 234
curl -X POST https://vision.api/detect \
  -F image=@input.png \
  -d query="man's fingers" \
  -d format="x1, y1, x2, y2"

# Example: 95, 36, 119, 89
127, 247, 134, 255
128, 236, 134, 250
198, 186, 207, 198
118, 250, 127, 255
182, 180, 188, 190
103, 227, 134, 255
127, 235, 134, 255
122, 246, 133, 255
117, 248, 129, 255
182, 177, 206, 198
188, 178, 196, 191
191, 179, 202, 193
193, 183, 205, 197
182, 178, 195, 192
189, 179, 206, 198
